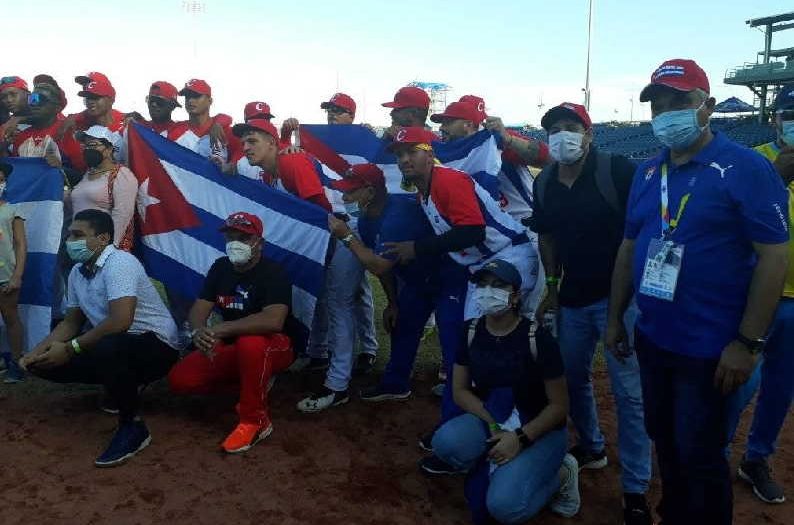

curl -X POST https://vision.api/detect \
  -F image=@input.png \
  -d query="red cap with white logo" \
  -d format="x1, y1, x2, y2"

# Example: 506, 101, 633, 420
332, 163, 385, 192
78, 80, 116, 98
220, 212, 264, 237
179, 78, 212, 97
0, 76, 29, 93
458, 95, 488, 122
321, 92, 356, 116
541, 102, 592, 130
231, 118, 279, 142
640, 59, 710, 102
382, 86, 430, 110
149, 81, 181, 106
387, 126, 438, 150
75, 72, 110, 86
244, 101, 274, 121
430, 101, 482, 124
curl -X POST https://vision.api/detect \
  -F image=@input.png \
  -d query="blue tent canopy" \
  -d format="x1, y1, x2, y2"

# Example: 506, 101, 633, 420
713, 97, 756, 113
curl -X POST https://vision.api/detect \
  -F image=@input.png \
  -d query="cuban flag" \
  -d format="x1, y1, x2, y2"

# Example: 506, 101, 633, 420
2, 158, 64, 352
298, 125, 503, 198
127, 123, 330, 341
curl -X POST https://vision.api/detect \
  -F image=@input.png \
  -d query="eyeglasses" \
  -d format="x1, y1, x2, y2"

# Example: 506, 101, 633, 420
0, 76, 21, 85
27, 92, 53, 107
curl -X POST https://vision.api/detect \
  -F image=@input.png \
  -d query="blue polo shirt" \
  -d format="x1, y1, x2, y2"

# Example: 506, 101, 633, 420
357, 194, 440, 285
625, 132, 789, 359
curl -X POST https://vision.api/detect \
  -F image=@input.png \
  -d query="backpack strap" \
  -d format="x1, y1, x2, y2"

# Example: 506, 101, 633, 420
594, 152, 621, 215
533, 162, 555, 214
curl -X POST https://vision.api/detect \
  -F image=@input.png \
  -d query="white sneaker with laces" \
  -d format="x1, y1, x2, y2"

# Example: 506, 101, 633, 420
551, 453, 581, 517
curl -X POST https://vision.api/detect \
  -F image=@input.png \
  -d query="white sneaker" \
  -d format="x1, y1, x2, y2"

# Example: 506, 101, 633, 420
550, 453, 580, 517
296, 387, 349, 413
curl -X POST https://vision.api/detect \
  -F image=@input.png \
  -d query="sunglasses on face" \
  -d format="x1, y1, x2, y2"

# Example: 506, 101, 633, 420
27, 92, 53, 107
326, 106, 350, 115
146, 96, 171, 108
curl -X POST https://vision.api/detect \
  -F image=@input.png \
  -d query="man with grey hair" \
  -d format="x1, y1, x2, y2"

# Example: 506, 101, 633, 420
606, 59, 790, 524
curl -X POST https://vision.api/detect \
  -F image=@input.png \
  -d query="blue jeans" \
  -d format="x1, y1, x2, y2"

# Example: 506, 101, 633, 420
636, 329, 732, 525
433, 413, 567, 524
725, 297, 794, 460
380, 261, 467, 422
558, 299, 651, 494
323, 241, 364, 392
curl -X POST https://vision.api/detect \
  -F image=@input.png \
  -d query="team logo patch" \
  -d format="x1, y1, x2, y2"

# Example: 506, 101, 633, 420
476, 101, 485, 112
396, 129, 407, 142
652, 64, 685, 81
255, 102, 266, 111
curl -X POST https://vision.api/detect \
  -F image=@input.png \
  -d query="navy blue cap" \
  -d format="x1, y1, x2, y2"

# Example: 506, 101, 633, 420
471, 259, 522, 288
775, 84, 794, 111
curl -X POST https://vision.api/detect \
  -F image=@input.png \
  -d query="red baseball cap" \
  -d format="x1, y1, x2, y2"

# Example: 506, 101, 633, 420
75, 72, 110, 86
321, 92, 356, 116
430, 101, 482, 124
244, 101, 274, 121
148, 81, 181, 106
640, 59, 710, 102
382, 86, 430, 110
179, 78, 212, 97
541, 102, 592, 130
232, 118, 279, 142
220, 212, 263, 238
78, 80, 116, 98
387, 126, 438, 151
332, 163, 385, 192
458, 95, 488, 122
0, 76, 29, 93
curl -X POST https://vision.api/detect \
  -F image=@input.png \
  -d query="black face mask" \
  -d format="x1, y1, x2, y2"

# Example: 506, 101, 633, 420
83, 149, 104, 168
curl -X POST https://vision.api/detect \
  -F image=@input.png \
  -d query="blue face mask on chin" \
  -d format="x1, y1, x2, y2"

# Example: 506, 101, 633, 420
651, 102, 708, 150
781, 121, 794, 147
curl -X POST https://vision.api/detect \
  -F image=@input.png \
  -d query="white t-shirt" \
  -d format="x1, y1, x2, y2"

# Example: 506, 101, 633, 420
67, 246, 179, 348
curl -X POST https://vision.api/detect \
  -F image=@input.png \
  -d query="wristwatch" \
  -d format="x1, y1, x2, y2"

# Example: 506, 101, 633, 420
341, 233, 355, 248
514, 428, 533, 449
736, 333, 765, 355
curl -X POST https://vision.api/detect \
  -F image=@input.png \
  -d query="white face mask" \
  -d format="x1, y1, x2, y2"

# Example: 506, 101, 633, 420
474, 286, 512, 316
549, 130, 586, 165
226, 240, 253, 265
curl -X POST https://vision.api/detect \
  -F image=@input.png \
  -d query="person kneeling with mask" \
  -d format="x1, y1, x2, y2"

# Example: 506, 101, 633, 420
168, 212, 294, 454
427, 260, 580, 524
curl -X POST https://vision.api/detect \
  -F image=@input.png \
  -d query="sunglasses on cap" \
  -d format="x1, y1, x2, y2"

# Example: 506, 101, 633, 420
0, 76, 21, 85
225, 215, 254, 228
28, 92, 53, 107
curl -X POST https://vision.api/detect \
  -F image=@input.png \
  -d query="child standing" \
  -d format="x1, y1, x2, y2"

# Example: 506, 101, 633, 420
0, 162, 27, 383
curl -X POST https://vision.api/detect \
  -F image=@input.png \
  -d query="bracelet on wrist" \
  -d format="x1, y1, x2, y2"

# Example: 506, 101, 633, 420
545, 276, 560, 286
489, 422, 502, 433
341, 233, 355, 248
514, 428, 533, 448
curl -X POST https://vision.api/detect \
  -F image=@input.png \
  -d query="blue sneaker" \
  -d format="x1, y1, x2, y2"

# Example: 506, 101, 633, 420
94, 420, 151, 468
2, 355, 25, 384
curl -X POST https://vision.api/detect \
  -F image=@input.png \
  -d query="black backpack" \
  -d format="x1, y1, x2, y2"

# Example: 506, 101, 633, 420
534, 152, 622, 215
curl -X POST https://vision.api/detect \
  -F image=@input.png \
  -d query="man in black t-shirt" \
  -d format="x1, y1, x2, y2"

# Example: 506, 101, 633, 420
530, 103, 652, 524
168, 212, 294, 454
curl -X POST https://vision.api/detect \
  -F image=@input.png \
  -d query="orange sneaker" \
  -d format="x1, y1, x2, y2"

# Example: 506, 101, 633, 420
221, 422, 273, 454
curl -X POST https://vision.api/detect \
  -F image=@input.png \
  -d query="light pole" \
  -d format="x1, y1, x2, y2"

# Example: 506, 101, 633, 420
629, 96, 634, 122
584, 0, 594, 111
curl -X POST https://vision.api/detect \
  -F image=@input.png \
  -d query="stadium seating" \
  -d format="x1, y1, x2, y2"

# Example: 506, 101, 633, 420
511, 117, 777, 161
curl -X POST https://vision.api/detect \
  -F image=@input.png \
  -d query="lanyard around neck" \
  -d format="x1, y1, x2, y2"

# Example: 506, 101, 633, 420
660, 163, 691, 236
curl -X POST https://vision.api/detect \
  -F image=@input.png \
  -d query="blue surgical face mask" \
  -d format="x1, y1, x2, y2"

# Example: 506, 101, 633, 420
781, 121, 794, 147
344, 201, 360, 218
66, 239, 95, 263
651, 102, 708, 150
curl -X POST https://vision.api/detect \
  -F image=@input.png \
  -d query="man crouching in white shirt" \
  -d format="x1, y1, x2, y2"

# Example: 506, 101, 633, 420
20, 209, 180, 468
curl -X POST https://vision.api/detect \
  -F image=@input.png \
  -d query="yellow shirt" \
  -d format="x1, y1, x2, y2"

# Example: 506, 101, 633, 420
754, 141, 794, 298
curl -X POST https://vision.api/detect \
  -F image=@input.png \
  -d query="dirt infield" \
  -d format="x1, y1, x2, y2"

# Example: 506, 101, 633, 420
1, 361, 791, 525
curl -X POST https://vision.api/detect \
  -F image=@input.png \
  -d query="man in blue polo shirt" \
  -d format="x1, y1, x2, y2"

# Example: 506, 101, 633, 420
606, 59, 789, 525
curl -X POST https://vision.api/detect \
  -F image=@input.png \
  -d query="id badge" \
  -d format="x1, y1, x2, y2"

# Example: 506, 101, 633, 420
639, 237, 684, 302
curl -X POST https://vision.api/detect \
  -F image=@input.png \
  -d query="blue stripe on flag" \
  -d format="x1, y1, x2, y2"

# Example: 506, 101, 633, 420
18, 252, 58, 306
4, 157, 64, 204
501, 163, 533, 209
300, 124, 385, 159
139, 244, 206, 300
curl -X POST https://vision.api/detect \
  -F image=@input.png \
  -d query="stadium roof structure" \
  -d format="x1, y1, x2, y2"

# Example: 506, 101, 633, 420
725, 12, 794, 121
